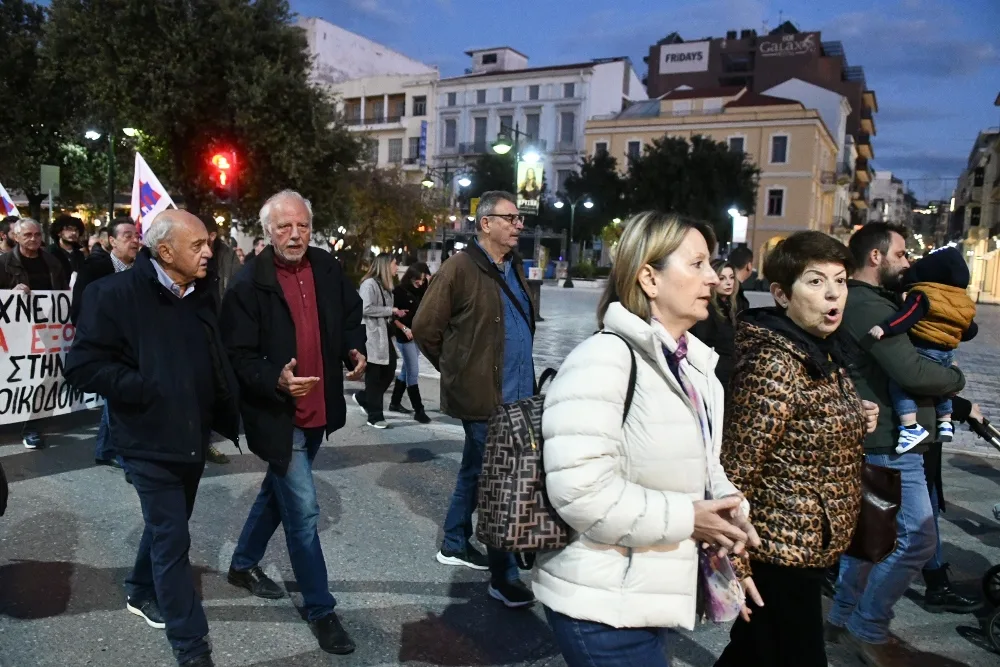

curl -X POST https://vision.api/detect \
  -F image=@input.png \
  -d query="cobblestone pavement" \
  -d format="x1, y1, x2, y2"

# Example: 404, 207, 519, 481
0, 287, 998, 666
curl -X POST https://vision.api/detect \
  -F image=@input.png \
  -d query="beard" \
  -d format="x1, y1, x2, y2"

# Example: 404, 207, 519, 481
879, 261, 905, 291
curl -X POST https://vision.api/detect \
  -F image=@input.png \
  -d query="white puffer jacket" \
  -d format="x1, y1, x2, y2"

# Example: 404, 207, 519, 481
533, 302, 744, 630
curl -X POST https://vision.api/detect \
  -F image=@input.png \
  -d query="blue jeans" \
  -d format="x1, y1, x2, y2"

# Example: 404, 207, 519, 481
544, 607, 670, 667
94, 402, 122, 465
925, 478, 944, 571
441, 420, 518, 584
123, 457, 210, 665
828, 452, 937, 643
396, 340, 420, 386
887, 347, 955, 418
231, 427, 336, 622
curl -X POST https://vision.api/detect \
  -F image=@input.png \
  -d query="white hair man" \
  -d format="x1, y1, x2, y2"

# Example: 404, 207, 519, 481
219, 189, 366, 655
65, 209, 241, 667
0, 217, 70, 449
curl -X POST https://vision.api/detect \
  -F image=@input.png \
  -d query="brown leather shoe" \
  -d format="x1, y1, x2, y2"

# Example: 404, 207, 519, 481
206, 445, 230, 464
846, 633, 915, 667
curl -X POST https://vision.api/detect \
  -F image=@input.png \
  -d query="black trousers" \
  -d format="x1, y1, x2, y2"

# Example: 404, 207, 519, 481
715, 560, 827, 667
359, 347, 397, 422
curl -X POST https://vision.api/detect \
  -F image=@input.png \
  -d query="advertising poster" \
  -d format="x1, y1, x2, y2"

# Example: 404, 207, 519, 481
516, 161, 543, 215
0, 290, 102, 425
659, 41, 711, 74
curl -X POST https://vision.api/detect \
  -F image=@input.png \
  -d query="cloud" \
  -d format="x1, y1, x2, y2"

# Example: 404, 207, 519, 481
876, 107, 959, 123
876, 151, 967, 176
822, 2, 999, 79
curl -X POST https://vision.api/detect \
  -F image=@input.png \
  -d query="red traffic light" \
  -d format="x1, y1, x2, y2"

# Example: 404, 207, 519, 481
209, 150, 237, 199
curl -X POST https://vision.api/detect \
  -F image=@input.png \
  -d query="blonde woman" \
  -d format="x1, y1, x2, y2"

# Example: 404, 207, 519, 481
354, 255, 406, 428
690, 259, 741, 388
537, 212, 759, 665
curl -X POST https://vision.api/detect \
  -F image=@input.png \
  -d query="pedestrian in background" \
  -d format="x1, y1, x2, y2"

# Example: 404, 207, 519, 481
48, 214, 86, 281
0, 218, 69, 450
716, 232, 875, 667
0, 215, 17, 254
354, 254, 403, 429
413, 190, 537, 609
690, 259, 740, 388
538, 212, 756, 666
828, 223, 966, 667
221, 189, 366, 656
65, 209, 239, 667
70, 216, 141, 471
388, 261, 431, 423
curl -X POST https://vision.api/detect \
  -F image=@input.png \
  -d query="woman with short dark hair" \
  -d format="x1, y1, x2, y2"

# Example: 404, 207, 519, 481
389, 261, 432, 423
715, 231, 878, 667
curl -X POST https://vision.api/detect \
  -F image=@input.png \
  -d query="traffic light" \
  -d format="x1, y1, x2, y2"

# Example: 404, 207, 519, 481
209, 150, 237, 200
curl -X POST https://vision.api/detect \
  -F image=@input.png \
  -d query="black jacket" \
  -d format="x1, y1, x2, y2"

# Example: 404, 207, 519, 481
206, 238, 242, 313
392, 283, 422, 344
65, 250, 241, 462
0, 246, 68, 290
219, 246, 366, 472
689, 299, 737, 388
70, 251, 115, 325
48, 242, 85, 278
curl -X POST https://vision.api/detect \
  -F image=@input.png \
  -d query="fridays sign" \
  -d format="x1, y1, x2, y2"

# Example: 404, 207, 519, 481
0, 290, 102, 425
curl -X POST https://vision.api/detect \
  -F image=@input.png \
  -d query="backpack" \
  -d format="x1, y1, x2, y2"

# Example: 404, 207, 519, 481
475, 331, 637, 568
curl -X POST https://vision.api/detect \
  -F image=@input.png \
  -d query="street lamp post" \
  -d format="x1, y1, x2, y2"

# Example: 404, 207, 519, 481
492, 123, 539, 192
553, 194, 594, 288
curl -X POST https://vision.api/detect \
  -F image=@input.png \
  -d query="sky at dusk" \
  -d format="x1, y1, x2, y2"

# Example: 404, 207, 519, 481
293, 0, 1000, 203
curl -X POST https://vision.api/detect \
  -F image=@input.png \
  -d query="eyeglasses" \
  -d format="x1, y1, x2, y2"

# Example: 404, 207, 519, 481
488, 214, 524, 225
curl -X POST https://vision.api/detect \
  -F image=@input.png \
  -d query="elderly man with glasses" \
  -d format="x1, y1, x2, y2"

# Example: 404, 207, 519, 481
412, 190, 536, 609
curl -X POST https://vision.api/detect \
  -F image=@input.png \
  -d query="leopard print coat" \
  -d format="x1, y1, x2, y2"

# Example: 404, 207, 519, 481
722, 317, 866, 578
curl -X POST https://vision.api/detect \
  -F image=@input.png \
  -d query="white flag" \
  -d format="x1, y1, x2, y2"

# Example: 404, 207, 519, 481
130, 152, 176, 234
0, 181, 20, 218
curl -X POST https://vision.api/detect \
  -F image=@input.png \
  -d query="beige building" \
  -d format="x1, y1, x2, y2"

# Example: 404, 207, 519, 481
585, 87, 839, 258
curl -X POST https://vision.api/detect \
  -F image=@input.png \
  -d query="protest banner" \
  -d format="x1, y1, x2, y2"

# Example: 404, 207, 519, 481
0, 290, 102, 425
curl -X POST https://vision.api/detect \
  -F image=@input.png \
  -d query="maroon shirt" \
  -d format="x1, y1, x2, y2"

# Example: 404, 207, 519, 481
274, 255, 326, 429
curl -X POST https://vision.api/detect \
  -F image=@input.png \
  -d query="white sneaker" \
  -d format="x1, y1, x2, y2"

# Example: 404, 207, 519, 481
895, 424, 930, 454
936, 420, 954, 443
367, 420, 389, 429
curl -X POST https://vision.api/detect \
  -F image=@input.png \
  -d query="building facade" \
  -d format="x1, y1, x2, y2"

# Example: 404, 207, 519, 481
954, 129, 1000, 301
297, 17, 440, 186
434, 48, 646, 193
585, 87, 837, 257
867, 171, 910, 226
643, 23, 877, 226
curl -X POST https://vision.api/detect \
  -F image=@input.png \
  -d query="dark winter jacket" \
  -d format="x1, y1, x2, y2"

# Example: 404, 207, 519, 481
0, 246, 68, 290
689, 298, 737, 388
392, 283, 423, 344
722, 308, 866, 578
65, 250, 241, 462
206, 238, 242, 313
842, 279, 966, 453
48, 242, 86, 279
70, 251, 115, 325
219, 246, 366, 473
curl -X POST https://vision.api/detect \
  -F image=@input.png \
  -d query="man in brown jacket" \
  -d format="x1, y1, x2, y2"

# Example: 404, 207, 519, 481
412, 190, 536, 609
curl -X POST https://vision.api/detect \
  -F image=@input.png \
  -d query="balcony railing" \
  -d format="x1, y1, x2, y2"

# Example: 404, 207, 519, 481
345, 114, 404, 126
459, 141, 489, 155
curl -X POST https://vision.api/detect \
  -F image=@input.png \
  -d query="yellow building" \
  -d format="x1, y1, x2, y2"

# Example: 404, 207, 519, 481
585, 87, 839, 258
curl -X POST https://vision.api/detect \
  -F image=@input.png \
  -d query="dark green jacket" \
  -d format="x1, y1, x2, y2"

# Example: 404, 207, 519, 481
842, 279, 966, 454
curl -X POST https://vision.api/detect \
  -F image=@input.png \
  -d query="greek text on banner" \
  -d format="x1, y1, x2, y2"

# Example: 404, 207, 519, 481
0, 290, 102, 424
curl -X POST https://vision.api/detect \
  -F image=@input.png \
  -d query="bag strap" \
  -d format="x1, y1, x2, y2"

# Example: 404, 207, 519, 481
536, 367, 558, 395
598, 331, 637, 424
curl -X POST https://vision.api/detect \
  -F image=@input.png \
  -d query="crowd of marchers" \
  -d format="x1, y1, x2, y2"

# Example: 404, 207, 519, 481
0, 189, 992, 667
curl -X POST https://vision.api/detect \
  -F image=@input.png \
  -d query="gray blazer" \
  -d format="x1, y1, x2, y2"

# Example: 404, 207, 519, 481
359, 277, 394, 365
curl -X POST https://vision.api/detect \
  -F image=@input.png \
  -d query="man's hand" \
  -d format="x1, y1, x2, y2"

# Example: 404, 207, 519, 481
277, 358, 320, 398
969, 402, 984, 422
868, 325, 884, 340
12, 283, 30, 295
861, 400, 879, 434
345, 349, 367, 381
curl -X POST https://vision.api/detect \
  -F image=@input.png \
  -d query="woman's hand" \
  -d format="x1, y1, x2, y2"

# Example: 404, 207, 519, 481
404, 327, 414, 341
861, 400, 879, 434
393, 308, 408, 318
692, 497, 749, 556
739, 577, 764, 622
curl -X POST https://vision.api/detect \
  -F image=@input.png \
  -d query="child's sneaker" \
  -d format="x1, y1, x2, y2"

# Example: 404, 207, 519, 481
895, 424, 930, 454
936, 420, 954, 443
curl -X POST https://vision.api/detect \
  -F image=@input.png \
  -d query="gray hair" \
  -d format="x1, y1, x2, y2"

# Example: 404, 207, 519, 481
476, 190, 517, 232
260, 190, 313, 233
143, 210, 185, 258
13, 217, 41, 235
